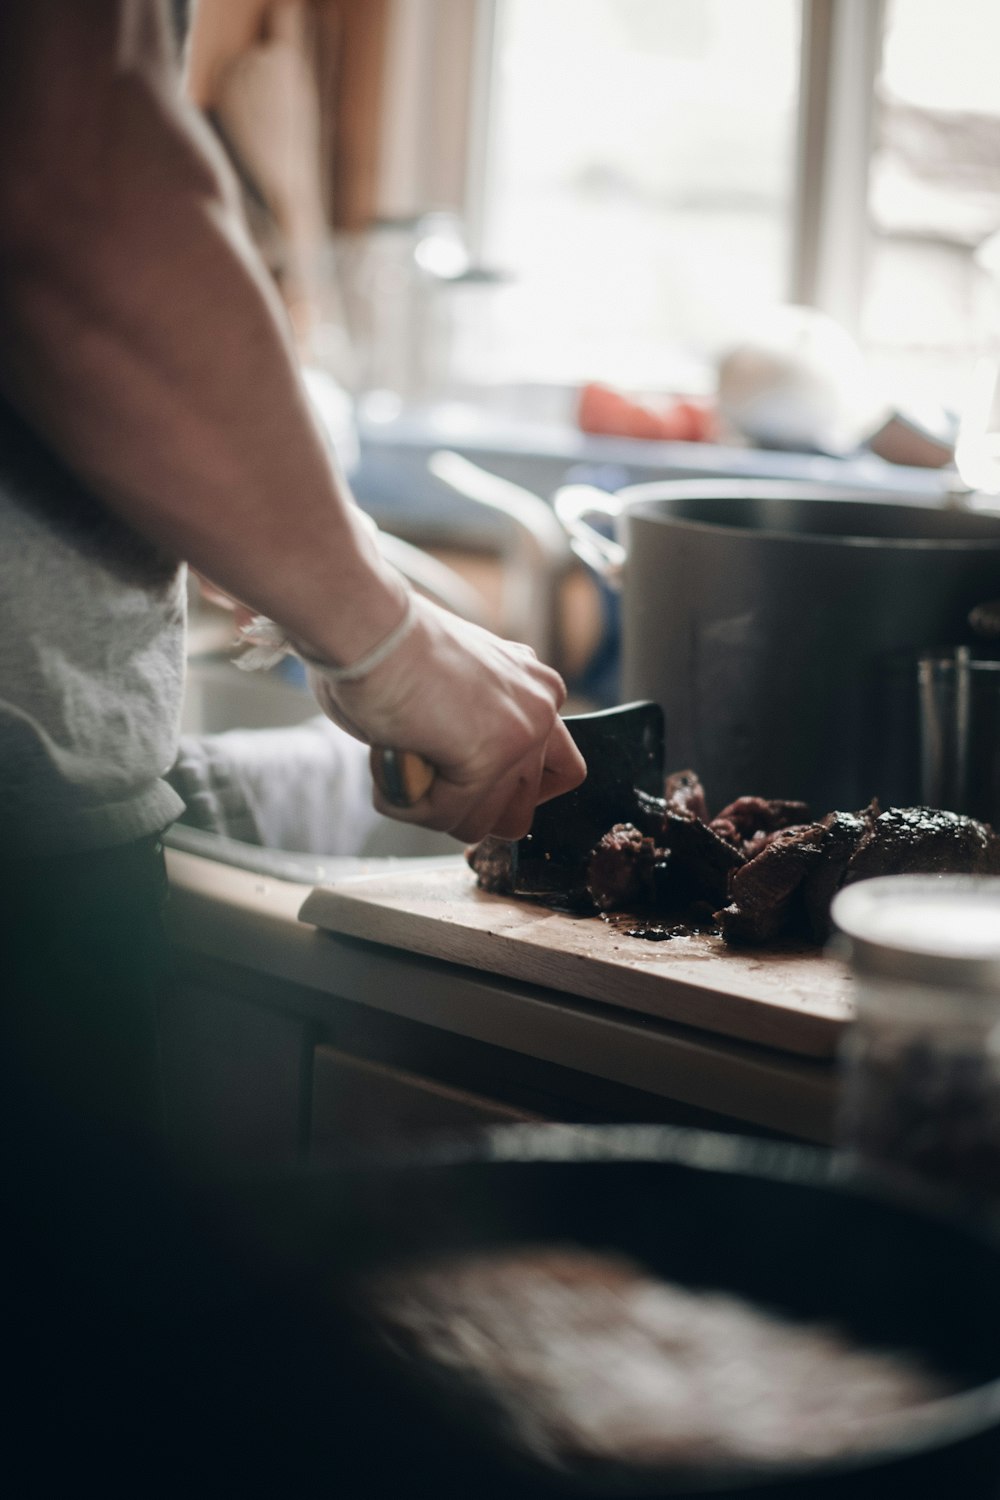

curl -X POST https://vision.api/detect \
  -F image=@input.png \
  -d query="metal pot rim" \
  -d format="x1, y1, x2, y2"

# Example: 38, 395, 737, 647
615, 479, 1000, 549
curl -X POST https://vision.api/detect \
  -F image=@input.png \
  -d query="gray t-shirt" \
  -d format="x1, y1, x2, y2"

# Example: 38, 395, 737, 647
0, 398, 186, 856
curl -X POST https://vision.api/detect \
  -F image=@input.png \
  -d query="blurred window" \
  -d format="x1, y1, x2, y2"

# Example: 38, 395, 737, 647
862, 0, 1000, 405
470, 0, 801, 390
441, 0, 1000, 409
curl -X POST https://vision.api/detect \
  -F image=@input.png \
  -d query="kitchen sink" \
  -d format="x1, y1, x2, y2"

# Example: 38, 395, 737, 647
171, 655, 459, 876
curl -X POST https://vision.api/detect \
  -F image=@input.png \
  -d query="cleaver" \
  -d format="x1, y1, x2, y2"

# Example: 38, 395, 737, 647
373, 700, 665, 896
510, 700, 665, 899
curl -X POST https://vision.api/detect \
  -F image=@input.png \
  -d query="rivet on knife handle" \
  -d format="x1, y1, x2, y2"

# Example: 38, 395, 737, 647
372, 748, 436, 808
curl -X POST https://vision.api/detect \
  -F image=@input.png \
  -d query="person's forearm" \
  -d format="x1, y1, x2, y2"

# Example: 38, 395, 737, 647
0, 3, 402, 666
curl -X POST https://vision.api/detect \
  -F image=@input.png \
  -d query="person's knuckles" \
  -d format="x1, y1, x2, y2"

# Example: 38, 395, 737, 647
448, 796, 510, 844
449, 699, 556, 786
446, 765, 536, 842
371, 778, 465, 833
421, 779, 514, 839
481, 758, 546, 839
486, 803, 537, 841
370, 794, 431, 828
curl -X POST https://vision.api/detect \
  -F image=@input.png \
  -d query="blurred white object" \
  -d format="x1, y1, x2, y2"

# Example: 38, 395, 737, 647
955, 356, 1000, 496
168, 716, 381, 856
717, 305, 885, 455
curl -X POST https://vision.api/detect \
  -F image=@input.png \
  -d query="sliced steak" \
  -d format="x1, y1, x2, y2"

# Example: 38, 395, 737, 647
710, 795, 811, 858
723, 803, 1000, 947
470, 778, 1000, 951
799, 808, 873, 942
587, 823, 660, 912
717, 822, 829, 945
466, 837, 514, 894
664, 769, 709, 823
843, 806, 1000, 885
660, 809, 746, 906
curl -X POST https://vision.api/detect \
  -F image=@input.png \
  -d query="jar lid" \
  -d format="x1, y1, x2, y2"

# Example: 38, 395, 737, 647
831, 875, 1000, 991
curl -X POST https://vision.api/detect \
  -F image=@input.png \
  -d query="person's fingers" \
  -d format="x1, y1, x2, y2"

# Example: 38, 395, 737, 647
475, 720, 585, 837
367, 715, 586, 841
454, 756, 545, 844
495, 638, 568, 709
366, 753, 489, 835
367, 760, 448, 830
317, 592, 580, 839
368, 744, 539, 843
536, 719, 587, 804
524, 655, 569, 709
468, 722, 586, 840
481, 783, 543, 842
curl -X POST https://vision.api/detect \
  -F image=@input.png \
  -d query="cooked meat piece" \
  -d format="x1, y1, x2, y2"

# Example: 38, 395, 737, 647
717, 822, 829, 945
741, 829, 776, 860
710, 796, 812, 861
721, 802, 1000, 947
799, 808, 873, 942
712, 796, 811, 839
709, 816, 740, 847
842, 806, 1000, 886
466, 836, 514, 894
661, 809, 745, 906
664, 769, 708, 823
471, 763, 1000, 951
632, 788, 671, 839
586, 823, 659, 912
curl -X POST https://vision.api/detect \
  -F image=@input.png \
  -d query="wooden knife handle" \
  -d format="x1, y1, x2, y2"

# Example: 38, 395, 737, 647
372, 747, 436, 808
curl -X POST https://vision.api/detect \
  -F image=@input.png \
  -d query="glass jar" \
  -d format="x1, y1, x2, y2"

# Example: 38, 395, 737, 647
831, 876, 1000, 1202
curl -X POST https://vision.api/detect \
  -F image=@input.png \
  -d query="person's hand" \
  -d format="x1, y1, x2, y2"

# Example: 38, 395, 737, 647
193, 573, 258, 634
307, 594, 587, 843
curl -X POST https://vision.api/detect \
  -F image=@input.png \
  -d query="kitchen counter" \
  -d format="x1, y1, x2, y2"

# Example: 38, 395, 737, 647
164, 846, 838, 1166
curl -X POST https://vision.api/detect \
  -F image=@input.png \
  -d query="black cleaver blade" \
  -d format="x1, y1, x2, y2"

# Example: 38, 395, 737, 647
511, 700, 665, 900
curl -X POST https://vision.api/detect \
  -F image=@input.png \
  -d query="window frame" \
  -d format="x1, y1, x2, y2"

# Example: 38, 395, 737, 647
792, 0, 886, 334
378, 0, 890, 337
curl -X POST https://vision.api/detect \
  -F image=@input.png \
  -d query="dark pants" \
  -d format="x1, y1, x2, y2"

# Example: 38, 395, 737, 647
1, 833, 170, 1167
0, 837, 357, 1495
0, 837, 186, 1488
0, 837, 455, 1496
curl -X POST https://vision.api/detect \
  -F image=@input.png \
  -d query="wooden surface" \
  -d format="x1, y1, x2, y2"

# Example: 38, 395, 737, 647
299, 862, 854, 1059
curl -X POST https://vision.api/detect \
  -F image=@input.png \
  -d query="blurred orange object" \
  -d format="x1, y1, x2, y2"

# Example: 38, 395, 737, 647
578, 383, 717, 443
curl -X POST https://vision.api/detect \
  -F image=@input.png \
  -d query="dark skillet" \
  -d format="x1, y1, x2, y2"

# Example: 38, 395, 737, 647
224, 1124, 1000, 1500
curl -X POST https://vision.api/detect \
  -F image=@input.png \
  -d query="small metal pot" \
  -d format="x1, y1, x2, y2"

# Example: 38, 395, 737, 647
556, 479, 1000, 812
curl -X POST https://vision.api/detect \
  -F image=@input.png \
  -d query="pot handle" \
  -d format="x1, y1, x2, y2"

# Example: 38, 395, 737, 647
553, 485, 627, 588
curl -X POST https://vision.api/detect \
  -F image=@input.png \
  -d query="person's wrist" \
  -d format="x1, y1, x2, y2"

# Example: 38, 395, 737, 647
299, 589, 417, 685
290, 556, 412, 672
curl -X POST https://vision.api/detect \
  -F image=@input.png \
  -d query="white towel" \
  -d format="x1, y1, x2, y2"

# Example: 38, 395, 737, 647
167, 716, 381, 856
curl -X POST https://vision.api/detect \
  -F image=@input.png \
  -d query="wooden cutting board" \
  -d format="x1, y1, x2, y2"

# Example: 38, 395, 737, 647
300, 860, 854, 1059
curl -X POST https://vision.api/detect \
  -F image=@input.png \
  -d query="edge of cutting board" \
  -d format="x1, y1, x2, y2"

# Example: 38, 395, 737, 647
299, 862, 853, 1059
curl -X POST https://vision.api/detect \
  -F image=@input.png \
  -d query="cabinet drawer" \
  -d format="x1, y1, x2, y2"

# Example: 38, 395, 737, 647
310, 1044, 544, 1158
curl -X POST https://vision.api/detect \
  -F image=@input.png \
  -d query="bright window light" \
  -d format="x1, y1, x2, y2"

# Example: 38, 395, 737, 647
469, 0, 801, 391
862, 0, 1000, 405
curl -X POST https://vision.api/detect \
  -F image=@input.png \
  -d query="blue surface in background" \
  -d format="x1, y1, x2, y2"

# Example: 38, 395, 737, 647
349, 409, 955, 705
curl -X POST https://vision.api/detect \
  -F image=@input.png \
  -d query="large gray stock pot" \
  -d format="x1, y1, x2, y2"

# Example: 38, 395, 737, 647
556, 479, 1000, 813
